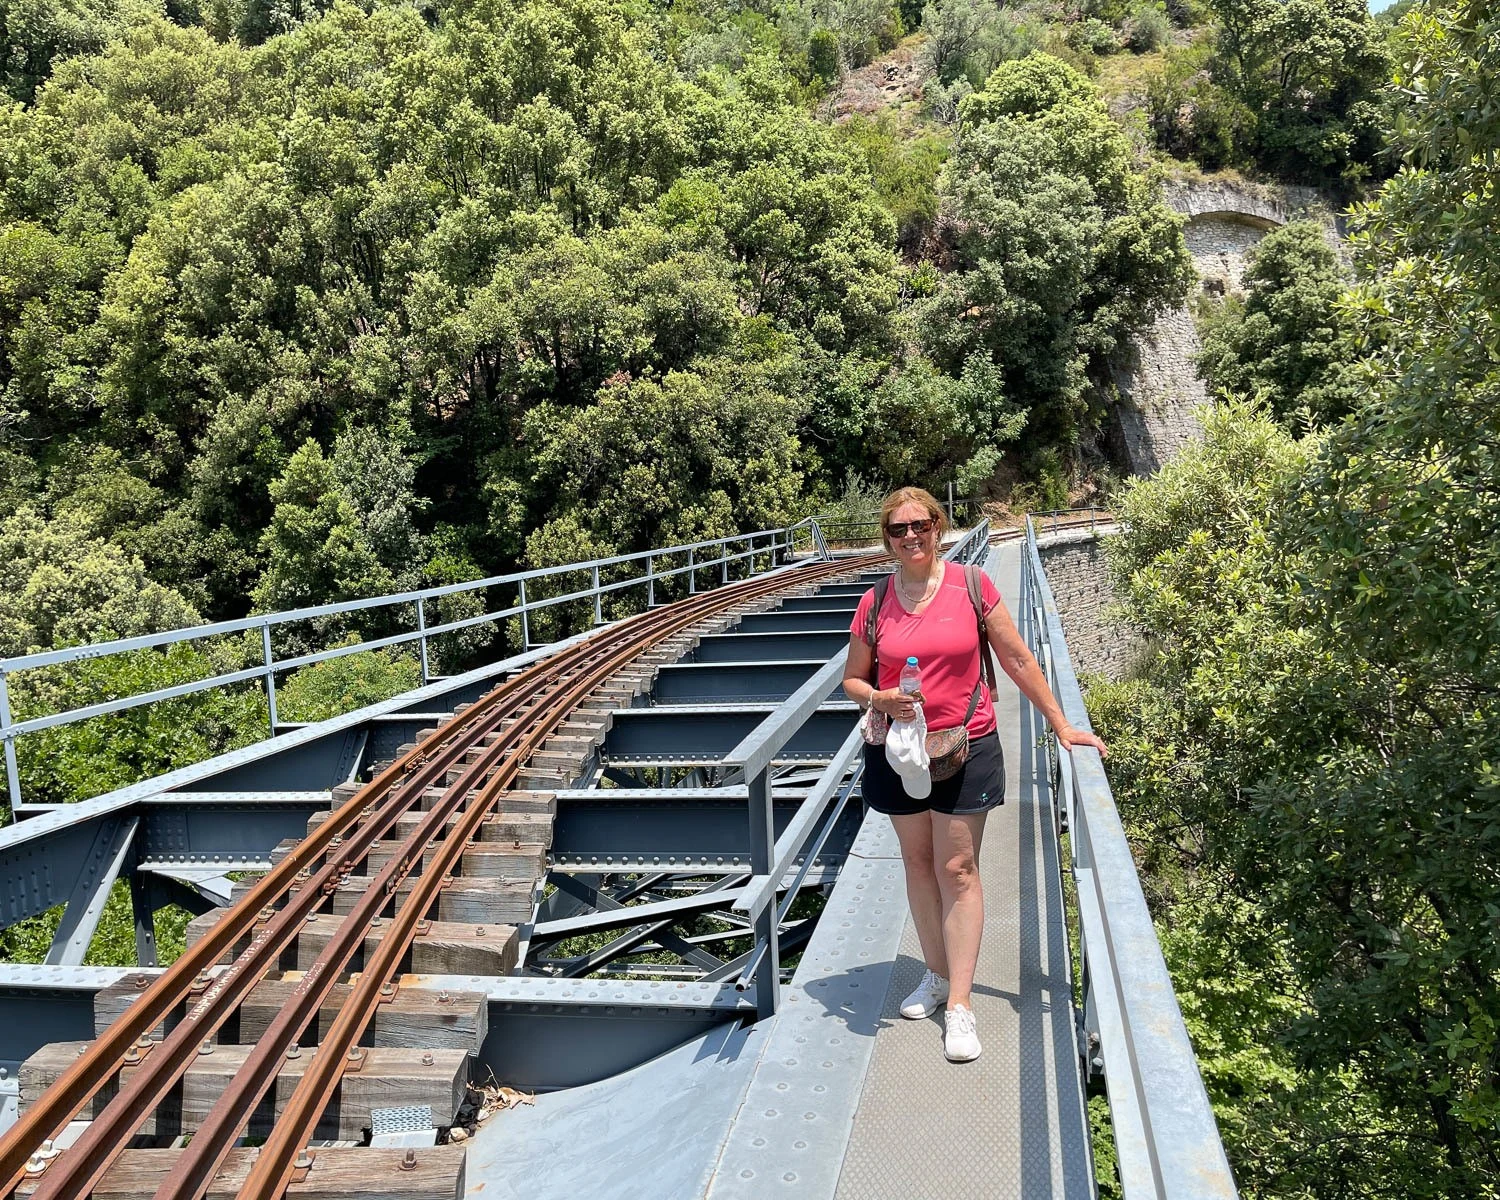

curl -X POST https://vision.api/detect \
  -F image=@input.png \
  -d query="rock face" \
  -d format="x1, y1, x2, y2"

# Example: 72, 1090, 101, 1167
1109, 180, 1335, 476
1036, 527, 1144, 684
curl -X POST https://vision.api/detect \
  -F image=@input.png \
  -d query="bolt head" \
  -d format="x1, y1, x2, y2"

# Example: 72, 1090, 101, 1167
400, 1150, 417, 1171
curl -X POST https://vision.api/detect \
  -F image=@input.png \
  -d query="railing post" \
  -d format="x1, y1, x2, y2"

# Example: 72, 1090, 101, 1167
520, 578, 531, 649
647, 555, 655, 608
260, 623, 279, 737
0, 668, 20, 817
415, 597, 431, 686
947, 482, 955, 523
688, 547, 696, 594
722, 545, 729, 586
592, 566, 602, 625
748, 767, 780, 1020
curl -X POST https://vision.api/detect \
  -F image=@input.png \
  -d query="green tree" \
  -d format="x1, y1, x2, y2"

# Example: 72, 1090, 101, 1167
1198, 220, 1363, 433
1194, 0, 1392, 185
253, 438, 392, 616
918, 54, 1191, 457
0, 508, 261, 808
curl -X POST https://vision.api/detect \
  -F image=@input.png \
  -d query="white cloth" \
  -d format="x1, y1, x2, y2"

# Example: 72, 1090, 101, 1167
885, 704, 931, 799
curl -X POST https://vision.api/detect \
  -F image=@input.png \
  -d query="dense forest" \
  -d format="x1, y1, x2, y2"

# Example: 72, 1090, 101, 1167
1, 0, 1495, 1193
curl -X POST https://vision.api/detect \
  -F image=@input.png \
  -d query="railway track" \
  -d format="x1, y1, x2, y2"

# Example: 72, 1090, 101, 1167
3, 551, 886, 1200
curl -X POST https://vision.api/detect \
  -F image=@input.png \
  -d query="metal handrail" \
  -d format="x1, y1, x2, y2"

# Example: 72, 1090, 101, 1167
1021, 516, 1237, 1199
722, 519, 990, 1018
0, 519, 831, 815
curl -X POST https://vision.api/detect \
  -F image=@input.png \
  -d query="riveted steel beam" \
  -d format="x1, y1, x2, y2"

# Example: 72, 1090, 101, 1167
43, 817, 138, 967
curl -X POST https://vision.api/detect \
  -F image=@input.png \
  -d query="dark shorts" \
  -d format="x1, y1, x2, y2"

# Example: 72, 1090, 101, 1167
861, 729, 1006, 816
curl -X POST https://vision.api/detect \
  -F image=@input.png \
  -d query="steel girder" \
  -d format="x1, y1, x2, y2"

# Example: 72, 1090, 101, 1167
601, 704, 858, 765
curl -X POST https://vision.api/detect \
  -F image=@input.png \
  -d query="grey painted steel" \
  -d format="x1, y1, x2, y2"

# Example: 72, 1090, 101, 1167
464, 1020, 763, 1200
532, 886, 751, 939
43, 816, 138, 966
652, 661, 835, 704
774, 594, 861, 613
690, 630, 850, 663
706, 810, 909, 1199
1022, 519, 1238, 1199
733, 610, 857, 634
550, 788, 859, 872
833, 537, 1091, 1200
603, 705, 858, 764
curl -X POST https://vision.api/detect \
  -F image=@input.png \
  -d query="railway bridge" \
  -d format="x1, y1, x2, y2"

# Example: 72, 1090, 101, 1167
0, 515, 1237, 1199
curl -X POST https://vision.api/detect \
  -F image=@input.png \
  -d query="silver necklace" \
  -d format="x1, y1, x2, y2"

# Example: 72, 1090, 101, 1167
897, 566, 938, 603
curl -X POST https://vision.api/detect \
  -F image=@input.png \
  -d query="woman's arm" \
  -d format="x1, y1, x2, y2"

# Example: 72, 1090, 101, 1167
983, 600, 1108, 757
844, 634, 921, 722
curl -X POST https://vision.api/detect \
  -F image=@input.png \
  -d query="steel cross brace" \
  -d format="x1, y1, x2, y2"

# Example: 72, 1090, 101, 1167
43, 816, 138, 966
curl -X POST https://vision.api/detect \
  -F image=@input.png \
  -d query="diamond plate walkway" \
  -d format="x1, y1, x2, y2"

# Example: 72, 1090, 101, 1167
709, 539, 1094, 1200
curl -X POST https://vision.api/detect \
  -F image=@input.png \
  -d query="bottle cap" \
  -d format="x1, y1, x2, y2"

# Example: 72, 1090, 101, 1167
906, 657, 918, 666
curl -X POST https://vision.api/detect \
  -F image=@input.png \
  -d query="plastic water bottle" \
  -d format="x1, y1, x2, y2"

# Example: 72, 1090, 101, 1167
899, 657, 921, 696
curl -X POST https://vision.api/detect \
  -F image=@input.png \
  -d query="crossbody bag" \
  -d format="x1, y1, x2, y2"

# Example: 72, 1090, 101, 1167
862, 564, 1000, 782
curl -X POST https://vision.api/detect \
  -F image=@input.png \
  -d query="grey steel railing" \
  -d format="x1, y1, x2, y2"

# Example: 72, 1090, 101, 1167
0, 519, 832, 817
1021, 516, 1237, 1199
1030, 507, 1114, 537
726, 519, 991, 1019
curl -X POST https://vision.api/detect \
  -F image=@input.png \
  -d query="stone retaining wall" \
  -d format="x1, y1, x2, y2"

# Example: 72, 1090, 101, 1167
1037, 530, 1144, 684
1109, 179, 1340, 476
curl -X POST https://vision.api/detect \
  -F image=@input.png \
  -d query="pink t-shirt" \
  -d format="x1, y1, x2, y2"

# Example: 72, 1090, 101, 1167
850, 562, 1002, 738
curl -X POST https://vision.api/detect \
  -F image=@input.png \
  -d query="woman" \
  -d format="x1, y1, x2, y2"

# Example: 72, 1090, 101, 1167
842, 486, 1107, 1063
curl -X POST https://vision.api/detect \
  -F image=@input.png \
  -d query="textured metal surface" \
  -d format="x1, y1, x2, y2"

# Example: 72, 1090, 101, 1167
603, 704, 857, 764
369, 1104, 433, 1136
464, 1020, 763, 1200
831, 539, 1093, 1200
705, 809, 908, 1199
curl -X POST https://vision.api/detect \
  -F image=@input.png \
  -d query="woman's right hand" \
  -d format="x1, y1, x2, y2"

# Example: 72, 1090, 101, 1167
873, 688, 923, 722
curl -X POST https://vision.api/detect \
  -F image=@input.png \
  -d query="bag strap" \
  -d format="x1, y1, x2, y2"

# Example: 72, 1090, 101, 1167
865, 575, 890, 685
964, 563, 999, 716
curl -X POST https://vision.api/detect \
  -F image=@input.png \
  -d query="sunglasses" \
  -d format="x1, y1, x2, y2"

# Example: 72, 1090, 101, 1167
885, 519, 935, 538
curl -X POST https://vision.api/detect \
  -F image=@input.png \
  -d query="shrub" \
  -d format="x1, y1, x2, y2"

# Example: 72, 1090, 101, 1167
1123, 2, 1171, 52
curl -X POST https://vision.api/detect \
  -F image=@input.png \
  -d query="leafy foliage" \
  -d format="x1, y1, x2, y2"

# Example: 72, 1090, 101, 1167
919, 54, 1191, 458
1198, 220, 1363, 433
1146, 0, 1390, 186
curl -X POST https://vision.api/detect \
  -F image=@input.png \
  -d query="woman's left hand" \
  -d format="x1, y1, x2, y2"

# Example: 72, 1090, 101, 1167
1056, 724, 1108, 758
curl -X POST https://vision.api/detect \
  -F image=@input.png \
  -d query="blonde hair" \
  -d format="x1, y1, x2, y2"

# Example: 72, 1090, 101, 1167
879, 487, 948, 550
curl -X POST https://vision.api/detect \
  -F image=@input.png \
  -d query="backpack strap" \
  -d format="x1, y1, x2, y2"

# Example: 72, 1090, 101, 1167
865, 575, 891, 685
964, 563, 1000, 702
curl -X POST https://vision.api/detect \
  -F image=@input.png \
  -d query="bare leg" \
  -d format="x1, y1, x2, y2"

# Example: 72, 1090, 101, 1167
932, 811, 988, 1009
889, 812, 947, 978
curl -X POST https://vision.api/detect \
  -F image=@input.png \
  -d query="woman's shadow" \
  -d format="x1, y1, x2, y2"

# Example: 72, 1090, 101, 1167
801, 952, 1022, 1037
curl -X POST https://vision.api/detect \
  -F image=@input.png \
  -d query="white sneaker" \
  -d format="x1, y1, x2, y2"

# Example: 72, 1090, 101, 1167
944, 1004, 982, 1062
899, 969, 949, 1019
